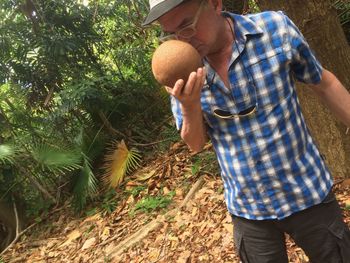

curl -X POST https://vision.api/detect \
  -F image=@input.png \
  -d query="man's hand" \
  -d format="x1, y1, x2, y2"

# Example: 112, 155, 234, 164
164, 66, 206, 109
164, 66, 208, 153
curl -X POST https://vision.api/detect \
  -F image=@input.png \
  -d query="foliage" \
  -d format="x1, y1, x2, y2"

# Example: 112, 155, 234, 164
0, 0, 345, 220
101, 140, 141, 188
154, 123, 181, 152
128, 185, 147, 198
31, 144, 82, 173
0, 0, 170, 217
333, 0, 350, 25
190, 147, 220, 176
248, 0, 260, 13
72, 156, 98, 211
333, 0, 350, 42
131, 191, 175, 216
0, 144, 17, 164
100, 188, 118, 215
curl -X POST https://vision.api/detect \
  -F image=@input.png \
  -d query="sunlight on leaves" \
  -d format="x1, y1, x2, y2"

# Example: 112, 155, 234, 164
0, 144, 17, 164
102, 140, 141, 188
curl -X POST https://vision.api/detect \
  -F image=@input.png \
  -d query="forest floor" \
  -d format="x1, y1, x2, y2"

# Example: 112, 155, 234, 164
2, 141, 350, 263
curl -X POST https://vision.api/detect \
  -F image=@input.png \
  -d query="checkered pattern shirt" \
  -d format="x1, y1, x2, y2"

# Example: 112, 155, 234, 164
171, 11, 333, 220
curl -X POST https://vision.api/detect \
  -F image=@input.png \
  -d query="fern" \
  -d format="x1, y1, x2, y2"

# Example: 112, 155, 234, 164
101, 140, 141, 188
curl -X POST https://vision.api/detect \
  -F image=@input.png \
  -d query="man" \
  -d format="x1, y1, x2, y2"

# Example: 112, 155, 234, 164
143, 0, 350, 262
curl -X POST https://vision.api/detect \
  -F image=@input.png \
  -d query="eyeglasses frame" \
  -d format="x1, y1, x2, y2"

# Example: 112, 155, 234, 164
159, 0, 206, 42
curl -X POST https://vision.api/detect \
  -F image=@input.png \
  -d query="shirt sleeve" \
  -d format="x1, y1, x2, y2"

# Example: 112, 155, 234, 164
282, 12, 323, 84
170, 95, 183, 130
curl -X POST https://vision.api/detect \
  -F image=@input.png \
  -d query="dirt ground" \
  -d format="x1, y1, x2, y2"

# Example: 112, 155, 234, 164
2, 142, 350, 263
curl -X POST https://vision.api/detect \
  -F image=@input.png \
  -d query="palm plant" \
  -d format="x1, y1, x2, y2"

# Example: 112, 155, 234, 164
0, 0, 167, 218
101, 140, 141, 189
0, 144, 17, 164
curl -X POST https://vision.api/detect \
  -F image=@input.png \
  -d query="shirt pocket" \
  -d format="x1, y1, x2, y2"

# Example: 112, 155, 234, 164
248, 47, 291, 109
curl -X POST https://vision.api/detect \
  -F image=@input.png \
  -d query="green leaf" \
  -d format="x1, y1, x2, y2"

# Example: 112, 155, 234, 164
73, 156, 98, 211
31, 144, 82, 173
0, 144, 17, 164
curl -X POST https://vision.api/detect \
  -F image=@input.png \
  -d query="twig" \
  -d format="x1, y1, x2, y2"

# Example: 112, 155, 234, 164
129, 138, 174, 147
13, 201, 19, 237
0, 221, 36, 255
333, 178, 345, 186
179, 176, 205, 209
0, 205, 66, 256
98, 110, 133, 141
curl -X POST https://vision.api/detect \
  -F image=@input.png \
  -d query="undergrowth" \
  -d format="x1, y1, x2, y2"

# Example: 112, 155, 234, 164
129, 191, 175, 217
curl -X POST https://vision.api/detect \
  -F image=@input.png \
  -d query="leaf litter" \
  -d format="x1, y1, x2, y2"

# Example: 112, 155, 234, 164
2, 141, 350, 263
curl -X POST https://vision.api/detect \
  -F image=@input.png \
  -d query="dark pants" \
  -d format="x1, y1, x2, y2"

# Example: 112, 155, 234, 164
232, 191, 350, 263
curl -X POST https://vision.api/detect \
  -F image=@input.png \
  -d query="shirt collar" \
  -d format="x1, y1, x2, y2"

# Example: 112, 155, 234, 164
224, 12, 264, 43
204, 12, 264, 88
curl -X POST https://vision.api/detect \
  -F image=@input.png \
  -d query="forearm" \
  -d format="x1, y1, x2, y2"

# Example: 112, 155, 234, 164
180, 103, 208, 153
311, 69, 350, 127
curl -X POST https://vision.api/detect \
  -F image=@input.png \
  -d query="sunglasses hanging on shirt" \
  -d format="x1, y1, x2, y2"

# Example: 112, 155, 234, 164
211, 17, 258, 119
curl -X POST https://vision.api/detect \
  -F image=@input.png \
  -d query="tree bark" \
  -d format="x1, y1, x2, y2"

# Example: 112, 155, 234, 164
222, 0, 248, 14
257, 0, 350, 178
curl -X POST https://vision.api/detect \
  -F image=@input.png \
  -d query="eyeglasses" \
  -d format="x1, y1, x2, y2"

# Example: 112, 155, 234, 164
159, 0, 205, 42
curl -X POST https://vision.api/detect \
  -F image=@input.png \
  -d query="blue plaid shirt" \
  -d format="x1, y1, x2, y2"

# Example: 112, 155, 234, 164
171, 11, 333, 220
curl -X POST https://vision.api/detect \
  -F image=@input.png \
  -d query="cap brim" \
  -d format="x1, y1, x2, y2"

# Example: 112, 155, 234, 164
142, 0, 186, 26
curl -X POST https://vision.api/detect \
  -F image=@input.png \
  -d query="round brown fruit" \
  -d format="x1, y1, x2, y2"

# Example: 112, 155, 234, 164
151, 40, 202, 87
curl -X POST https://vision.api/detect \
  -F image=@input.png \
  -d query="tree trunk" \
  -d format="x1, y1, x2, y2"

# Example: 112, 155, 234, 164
222, 0, 248, 14
256, 0, 350, 179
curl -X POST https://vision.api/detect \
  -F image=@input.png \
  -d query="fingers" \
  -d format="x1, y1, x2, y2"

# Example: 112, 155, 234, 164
164, 79, 185, 97
197, 67, 206, 88
164, 66, 206, 99
183, 67, 206, 95
172, 79, 185, 97
182, 71, 197, 96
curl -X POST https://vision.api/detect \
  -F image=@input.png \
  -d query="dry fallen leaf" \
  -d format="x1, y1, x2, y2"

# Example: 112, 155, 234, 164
137, 170, 156, 181
177, 250, 191, 263
341, 179, 350, 188
101, 227, 111, 241
58, 229, 81, 248
81, 237, 96, 250
82, 213, 101, 223
223, 223, 233, 234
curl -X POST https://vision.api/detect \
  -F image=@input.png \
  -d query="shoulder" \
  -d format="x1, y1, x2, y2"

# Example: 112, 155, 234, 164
247, 11, 289, 30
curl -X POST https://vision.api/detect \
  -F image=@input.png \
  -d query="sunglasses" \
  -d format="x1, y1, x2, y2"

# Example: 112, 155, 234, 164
213, 104, 257, 119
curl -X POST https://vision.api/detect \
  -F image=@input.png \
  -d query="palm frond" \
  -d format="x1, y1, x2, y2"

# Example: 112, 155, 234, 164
72, 156, 98, 211
0, 144, 18, 164
31, 144, 82, 173
101, 140, 141, 188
